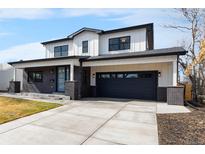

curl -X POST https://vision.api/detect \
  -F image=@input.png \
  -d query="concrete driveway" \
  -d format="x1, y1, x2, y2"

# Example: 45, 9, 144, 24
0, 98, 189, 145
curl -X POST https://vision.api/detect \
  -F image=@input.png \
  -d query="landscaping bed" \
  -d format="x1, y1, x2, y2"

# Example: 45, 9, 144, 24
0, 96, 61, 124
157, 110, 205, 145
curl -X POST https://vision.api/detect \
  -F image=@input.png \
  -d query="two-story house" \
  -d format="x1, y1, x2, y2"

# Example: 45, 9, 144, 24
9, 23, 187, 103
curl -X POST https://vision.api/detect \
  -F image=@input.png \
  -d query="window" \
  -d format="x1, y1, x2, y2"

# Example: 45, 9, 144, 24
28, 72, 43, 82
116, 73, 124, 78
99, 74, 110, 79
111, 73, 116, 79
139, 74, 153, 78
54, 45, 68, 57
82, 41, 88, 53
125, 73, 138, 78
109, 36, 130, 51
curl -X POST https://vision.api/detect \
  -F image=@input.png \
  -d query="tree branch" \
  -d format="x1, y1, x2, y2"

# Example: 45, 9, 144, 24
164, 25, 192, 32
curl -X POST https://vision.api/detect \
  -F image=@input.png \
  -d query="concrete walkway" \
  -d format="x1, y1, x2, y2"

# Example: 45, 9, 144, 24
0, 98, 190, 145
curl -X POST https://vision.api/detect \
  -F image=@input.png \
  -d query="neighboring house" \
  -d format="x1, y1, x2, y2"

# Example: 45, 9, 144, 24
0, 64, 23, 91
9, 23, 187, 102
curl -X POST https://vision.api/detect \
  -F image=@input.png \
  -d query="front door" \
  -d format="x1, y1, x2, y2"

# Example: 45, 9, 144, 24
57, 67, 66, 92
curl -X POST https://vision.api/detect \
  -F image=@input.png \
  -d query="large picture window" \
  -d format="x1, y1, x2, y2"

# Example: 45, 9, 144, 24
109, 36, 130, 51
82, 41, 88, 53
28, 71, 43, 82
54, 45, 68, 57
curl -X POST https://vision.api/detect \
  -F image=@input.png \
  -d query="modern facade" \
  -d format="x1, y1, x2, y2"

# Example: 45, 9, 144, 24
9, 23, 187, 102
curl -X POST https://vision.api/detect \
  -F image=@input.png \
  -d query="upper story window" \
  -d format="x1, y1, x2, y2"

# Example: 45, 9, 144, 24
82, 41, 88, 53
109, 36, 130, 51
54, 45, 68, 57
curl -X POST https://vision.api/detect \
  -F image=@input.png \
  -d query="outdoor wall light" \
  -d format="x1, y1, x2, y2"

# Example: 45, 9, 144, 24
92, 74, 95, 78
50, 69, 54, 74
158, 72, 161, 77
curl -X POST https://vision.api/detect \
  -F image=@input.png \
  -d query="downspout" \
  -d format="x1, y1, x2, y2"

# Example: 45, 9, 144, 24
79, 59, 83, 98
177, 55, 179, 85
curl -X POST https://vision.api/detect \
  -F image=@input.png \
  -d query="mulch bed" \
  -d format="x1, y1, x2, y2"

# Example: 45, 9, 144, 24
157, 110, 205, 145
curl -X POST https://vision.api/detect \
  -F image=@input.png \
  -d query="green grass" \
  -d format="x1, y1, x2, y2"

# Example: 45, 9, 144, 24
0, 96, 62, 124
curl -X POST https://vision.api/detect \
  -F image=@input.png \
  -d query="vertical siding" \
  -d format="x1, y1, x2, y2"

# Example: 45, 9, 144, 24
99, 28, 146, 55
90, 62, 173, 87
44, 40, 72, 58
44, 31, 99, 57
44, 28, 147, 58
73, 31, 99, 56
167, 87, 184, 105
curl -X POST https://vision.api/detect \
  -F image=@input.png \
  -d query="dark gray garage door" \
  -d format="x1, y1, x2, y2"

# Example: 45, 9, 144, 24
96, 71, 158, 100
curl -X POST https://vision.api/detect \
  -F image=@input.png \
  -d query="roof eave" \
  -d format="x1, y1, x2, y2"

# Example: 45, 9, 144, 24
8, 56, 89, 65
83, 51, 187, 62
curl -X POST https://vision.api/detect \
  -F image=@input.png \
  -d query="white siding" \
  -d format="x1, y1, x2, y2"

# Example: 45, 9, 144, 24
44, 40, 73, 58
44, 28, 146, 57
44, 31, 99, 58
99, 28, 146, 55
90, 62, 173, 87
73, 31, 99, 56
0, 64, 23, 91
83, 55, 177, 67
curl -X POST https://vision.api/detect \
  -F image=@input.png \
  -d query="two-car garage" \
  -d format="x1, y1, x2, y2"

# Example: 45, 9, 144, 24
96, 71, 158, 100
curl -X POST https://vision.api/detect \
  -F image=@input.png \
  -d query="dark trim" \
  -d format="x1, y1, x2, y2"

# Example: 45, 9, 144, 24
102, 23, 153, 34
28, 71, 43, 83
41, 38, 71, 45
8, 56, 89, 65
177, 55, 179, 84
54, 45, 69, 58
108, 36, 130, 51
82, 40, 89, 53
146, 24, 154, 50
41, 23, 153, 45
67, 27, 102, 38
55, 66, 58, 92
9, 47, 187, 65
83, 47, 187, 62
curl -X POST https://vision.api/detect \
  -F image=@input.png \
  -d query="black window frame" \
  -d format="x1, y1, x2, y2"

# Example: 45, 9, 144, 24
97, 72, 154, 80
54, 45, 68, 57
82, 40, 88, 53
28, 71, 43, 82
109, 36, 130, 51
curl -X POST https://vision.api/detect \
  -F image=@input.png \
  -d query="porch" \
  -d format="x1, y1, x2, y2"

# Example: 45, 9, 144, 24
9, 55, 184, 105
9, 56, 85, 100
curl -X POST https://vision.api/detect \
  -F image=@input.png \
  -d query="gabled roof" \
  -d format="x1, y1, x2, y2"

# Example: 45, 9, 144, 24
67, 27, 103, 38
41, 23, 153, 45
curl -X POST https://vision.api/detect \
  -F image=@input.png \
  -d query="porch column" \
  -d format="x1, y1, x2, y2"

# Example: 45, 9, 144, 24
70, 64, 74, 81
13, 68, 16, 81
173, 61, 177, 86
65, 64, 80, 100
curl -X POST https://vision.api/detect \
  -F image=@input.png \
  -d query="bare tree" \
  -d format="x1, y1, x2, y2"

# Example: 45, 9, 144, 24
165, 8, 205, 102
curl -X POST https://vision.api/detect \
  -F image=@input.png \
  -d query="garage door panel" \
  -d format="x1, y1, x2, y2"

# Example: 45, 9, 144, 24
96, 71, 157, 100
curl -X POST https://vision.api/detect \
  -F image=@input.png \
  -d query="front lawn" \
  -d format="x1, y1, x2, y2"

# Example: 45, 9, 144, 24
157, 110, 205, 145
0, 96, 61, 124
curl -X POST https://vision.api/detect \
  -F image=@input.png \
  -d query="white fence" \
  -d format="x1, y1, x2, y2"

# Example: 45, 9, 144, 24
0, 64, 23, 91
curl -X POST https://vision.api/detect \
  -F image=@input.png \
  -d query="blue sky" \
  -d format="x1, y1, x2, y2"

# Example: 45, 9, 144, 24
0, 8, 190, 63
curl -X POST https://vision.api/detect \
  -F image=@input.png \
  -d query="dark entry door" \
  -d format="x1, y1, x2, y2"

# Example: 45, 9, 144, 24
96, 71, 158, 100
